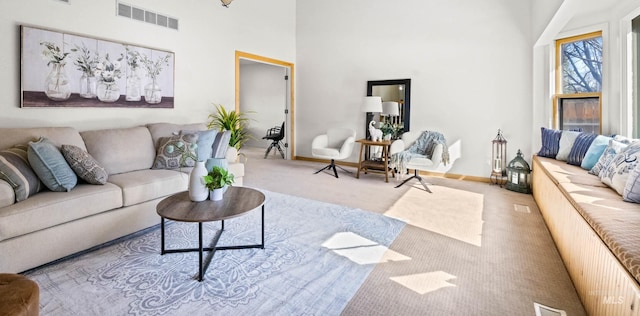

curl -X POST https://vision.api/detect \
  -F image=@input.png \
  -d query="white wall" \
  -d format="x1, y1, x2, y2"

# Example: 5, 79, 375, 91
296, 0, 533, 178
0, 0, 295, 131
240, 62, 287, 149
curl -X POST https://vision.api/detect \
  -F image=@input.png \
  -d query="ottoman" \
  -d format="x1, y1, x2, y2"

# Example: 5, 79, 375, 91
0, 273, 39, 316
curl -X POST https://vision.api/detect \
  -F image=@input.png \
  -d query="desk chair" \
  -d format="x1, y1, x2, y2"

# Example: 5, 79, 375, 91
263, 122, 285, 159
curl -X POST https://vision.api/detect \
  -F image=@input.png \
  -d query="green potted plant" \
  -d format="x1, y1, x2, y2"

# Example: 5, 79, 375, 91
207, 103, 254, 150
203, 166, 234, 201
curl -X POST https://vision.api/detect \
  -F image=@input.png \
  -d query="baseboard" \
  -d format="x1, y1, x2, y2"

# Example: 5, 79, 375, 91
293, 156, 490, 183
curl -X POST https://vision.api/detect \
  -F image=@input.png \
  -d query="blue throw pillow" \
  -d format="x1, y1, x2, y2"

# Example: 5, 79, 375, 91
580, 135, 612, 170
567, 133, 597, 166
181, 129, 217, 161
537, 127, 562, 158
27, 137, 77, 192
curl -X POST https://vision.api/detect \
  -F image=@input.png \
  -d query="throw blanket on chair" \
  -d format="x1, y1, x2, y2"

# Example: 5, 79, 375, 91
391, 131, 450, 172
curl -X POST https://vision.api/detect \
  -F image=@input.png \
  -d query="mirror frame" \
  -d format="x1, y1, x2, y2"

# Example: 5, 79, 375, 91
366, 79, 411, 137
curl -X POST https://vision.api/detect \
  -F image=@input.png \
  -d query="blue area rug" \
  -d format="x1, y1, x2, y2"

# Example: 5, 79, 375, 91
25, 190, 405, 315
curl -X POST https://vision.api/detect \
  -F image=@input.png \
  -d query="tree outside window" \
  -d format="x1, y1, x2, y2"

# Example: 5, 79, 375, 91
554, 32, 603, 134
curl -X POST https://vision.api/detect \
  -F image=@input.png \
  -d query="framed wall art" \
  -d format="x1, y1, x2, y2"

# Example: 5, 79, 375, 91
20, 25, 175, 108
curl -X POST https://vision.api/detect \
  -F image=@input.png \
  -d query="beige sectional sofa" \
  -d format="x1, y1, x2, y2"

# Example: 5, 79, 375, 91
0, 123, 244, 273
532, 155, 640, 315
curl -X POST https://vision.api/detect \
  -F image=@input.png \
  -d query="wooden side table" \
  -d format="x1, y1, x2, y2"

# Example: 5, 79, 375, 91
356, 138, 393, 182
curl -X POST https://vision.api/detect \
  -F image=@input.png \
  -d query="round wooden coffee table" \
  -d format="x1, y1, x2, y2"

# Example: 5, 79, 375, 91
156, 186, 265, 281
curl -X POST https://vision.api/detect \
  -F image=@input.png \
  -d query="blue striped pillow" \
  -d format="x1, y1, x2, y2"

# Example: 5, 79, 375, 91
567, 133, 598, 166
537, 127, 562, 158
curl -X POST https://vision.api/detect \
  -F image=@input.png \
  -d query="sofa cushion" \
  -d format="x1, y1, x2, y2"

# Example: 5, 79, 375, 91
537, 127, 562, 158
0, 180, 15, 208
0, 183, 123, 242
0, 145, 42, 202
61, 145, 108, 185
556, 130, 581, 161
27, 137, 77, 192
81, 127, 155, 175
567, 133, 597, 166
581, 135, 612, 170
107, 169, 188, 206
152, 134, 199, 169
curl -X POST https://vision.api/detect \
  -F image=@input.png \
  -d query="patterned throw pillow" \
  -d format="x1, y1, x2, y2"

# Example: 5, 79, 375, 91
567, 133, 598, 166
555, 130, 581, 161
0, 145, 42, 202
581, 135, 612, 170
61, 145, 108, 185
600, 141, 640, 195
537, 127, 562, 158
28, 137, 77, 192
623, 163, 640, 203
153, 133, 199, 169
589, 139, 628, 176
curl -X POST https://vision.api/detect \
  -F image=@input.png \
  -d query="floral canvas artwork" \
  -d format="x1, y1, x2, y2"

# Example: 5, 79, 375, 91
20, 25, 174, 108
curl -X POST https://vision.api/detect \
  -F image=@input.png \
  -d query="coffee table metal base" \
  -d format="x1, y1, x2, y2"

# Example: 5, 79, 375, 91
160, 205, 265, 282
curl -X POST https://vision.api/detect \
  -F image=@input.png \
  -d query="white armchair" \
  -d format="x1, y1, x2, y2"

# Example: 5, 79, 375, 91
312, 128, 356, 178
390, 130, 447, 192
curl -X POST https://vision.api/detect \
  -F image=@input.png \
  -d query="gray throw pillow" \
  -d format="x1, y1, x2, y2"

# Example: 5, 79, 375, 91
0, 144, 42, 201
61, 144, 108, 185
28, 137, 77, 192
180, 129, 218, 161
212, 130, 232, 159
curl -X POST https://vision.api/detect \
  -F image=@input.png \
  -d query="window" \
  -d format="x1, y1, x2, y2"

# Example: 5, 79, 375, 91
554, 31, 602, 133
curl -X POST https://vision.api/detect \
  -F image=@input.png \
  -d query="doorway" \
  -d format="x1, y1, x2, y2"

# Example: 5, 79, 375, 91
235, 51, 295, 159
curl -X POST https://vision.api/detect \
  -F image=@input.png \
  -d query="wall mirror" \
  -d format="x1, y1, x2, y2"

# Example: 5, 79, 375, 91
366, 79, 411, 139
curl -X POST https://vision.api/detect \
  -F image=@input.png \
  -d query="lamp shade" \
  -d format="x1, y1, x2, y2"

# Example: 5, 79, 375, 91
381, 101, 399, 116
361, 96, 382, 113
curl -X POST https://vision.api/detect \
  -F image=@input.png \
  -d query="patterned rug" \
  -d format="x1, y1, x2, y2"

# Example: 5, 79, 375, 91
25, 190, 405, 315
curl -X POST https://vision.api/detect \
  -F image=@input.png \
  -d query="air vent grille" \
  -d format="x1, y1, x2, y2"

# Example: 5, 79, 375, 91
117, 1, 178, 31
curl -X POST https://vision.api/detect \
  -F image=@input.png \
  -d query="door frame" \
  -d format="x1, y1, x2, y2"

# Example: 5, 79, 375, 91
235, 51, 295, 159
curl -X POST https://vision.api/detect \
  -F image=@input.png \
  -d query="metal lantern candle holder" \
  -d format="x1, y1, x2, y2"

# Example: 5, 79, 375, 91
490, 129, 507, 186
506, 149, 531, 194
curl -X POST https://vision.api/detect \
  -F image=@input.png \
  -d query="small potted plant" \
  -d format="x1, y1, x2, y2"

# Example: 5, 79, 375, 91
203, 166, 234, 201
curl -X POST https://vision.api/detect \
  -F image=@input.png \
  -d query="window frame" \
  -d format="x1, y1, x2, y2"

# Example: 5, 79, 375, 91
553, 31, 603, 134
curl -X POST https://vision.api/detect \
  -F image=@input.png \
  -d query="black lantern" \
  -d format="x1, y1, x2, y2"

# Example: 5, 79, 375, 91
490, 129, 507, 186
506, 149, 531, 194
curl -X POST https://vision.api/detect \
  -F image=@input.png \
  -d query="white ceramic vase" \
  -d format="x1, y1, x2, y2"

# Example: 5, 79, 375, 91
210, 187, 224, 201
188, 161, 208, 202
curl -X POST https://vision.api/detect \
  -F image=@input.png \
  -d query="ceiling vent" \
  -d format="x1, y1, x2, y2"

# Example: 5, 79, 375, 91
117, 1, 178, 31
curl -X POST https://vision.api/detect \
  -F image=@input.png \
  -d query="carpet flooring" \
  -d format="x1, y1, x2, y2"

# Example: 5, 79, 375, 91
249, 146, 587, 315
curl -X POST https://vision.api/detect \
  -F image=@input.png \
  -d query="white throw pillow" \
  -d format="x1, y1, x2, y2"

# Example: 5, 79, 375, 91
601, 141, 640, 195
555, 131, 581, 161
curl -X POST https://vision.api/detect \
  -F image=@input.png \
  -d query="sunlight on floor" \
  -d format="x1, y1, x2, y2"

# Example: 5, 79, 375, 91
390, 271, 457, 295
384, 184, 485, 247
321, 232, 411, 265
